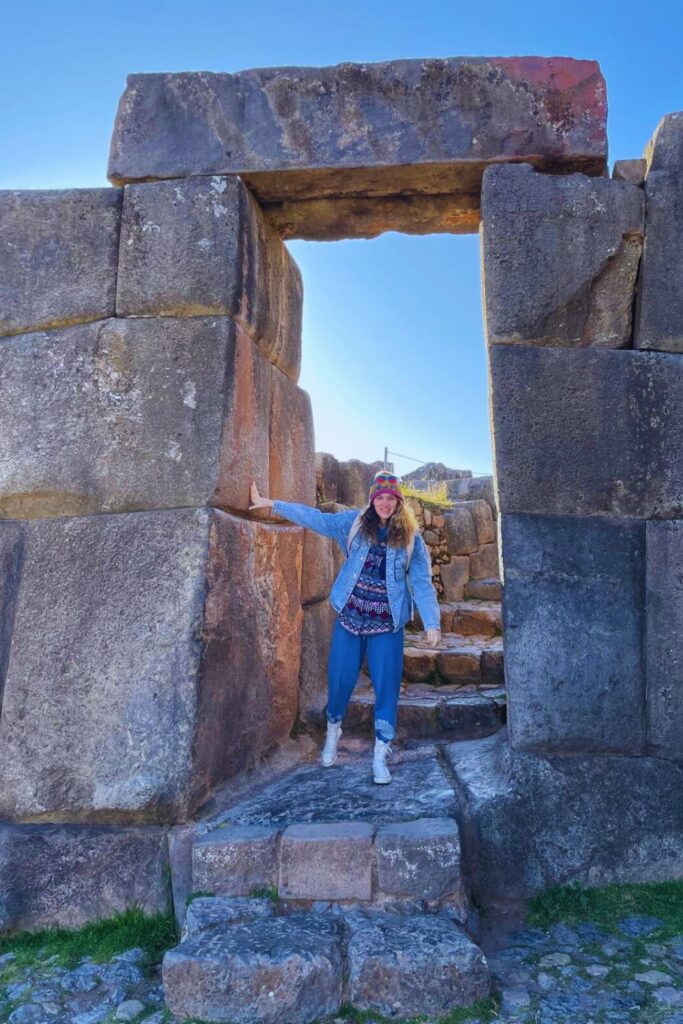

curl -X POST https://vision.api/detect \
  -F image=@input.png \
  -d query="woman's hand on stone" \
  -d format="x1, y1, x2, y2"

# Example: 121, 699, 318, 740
426, 628, 441, 647
249, 480, 274, 510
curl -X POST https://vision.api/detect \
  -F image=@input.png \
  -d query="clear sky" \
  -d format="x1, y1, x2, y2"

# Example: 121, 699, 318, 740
2, 0, 681, 479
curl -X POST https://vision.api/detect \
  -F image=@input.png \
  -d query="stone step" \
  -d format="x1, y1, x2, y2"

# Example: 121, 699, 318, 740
413, 595, 503, 631
403, 632, 504, 687
164, 900, 491, 1024
465, 577, 502, 601
345, 684, 506, 740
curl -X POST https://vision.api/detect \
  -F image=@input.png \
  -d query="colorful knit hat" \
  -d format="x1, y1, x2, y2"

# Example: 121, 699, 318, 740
368, 470, 404, 504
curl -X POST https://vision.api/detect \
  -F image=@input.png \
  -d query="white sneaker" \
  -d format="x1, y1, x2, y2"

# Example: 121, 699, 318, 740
373, 738, 392, 784
321, 721, 342, 767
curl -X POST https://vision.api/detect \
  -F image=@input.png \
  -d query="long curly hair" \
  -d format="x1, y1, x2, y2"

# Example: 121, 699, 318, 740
359, 499, 419, 548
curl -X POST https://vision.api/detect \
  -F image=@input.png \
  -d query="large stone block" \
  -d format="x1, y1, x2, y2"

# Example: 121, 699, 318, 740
455, 499, 495, 545
315, 452, 339, 502
117, 177, 302, 379
269, 368, 317, 510
299, 599, 336, 722
0, 824, 170, 932
440, 556, 470, 602
482, 164, 644, 348
0, 508, 302, 823
0, 316, 316, 519
346, 910, 490, 1016
469, 541, 499, 580
108, 58, 606, 239
635, 112, 683, 353
375, 818, 463, 901
192, 826, 280, 896
501, 513, 645, 755
163, 915, 343, 1024
490, 345, 683, 519
278, 822, 373, 899
0, 188, 121, 338
301, 529, 339, 605
336, 459, 385, 508
444, 506, 478, 555
447, 476, 497, 516
446, 730, 683, 904
646, 520, 683, 759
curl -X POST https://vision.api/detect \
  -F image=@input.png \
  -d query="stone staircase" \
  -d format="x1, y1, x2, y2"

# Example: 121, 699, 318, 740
163, 745, 492, 1022
345, 595, 506, 741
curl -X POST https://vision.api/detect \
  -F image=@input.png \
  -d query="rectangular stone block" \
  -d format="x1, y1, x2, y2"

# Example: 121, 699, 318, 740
192, 826, 279, 896
0, 316, 314, 519
0, 188, 121, 338
375, 818, 463, 901
482, 164, 644, 348
446, 731, 683, 903
299, 599, 336, 722
440, 556, 470, 602
108, 58, 606, 240
646, 520, 683, 759
279, 822, 374, 900
117, 177, 302, 379
269, 368, 317, 511
0, 508, 303, 823
169, 823, 212, 926
502, 513, 646, 754
635, 113, 683, 353
456, 500, 495, 545
444, 507, 478, 555
490, 344, 683, 519
0, 824, 170, 932
469, 541, 499, 580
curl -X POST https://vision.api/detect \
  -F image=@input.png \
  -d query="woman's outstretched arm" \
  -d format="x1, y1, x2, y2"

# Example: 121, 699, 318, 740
249, 481, 358, 548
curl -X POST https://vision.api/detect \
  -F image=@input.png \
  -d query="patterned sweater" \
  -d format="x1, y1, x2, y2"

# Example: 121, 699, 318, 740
338, 525, 394, 635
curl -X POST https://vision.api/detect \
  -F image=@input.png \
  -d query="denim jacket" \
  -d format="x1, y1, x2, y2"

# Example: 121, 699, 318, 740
271, 499, 441, 633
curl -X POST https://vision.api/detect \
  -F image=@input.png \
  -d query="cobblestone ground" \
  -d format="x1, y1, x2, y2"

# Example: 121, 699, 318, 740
0, 914, 682, 1024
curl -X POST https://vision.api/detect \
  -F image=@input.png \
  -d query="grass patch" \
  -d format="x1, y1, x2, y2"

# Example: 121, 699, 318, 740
402, 482, 454, 508
527, 880, 683, 940
0, 907, 179, 970
249, 885, 279, 902
185, 891, 215, 907
330, 997, 499, 1024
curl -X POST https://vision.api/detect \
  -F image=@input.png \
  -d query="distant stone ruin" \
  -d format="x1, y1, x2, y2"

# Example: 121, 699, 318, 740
0, 54, 681, 1022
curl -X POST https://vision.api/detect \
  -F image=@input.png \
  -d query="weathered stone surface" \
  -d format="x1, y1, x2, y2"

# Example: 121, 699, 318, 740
448, 476, 497, 515
108, 58, 606, 242
465, 577, 502, 601
192, 826, 279, 896
217, 748, 456, 827
375, 818, 463, 900
336, 459, 385, 508
403, 645, 436, 682
163, 915, 343, 1024
450, 601, 501, 637
0, 508, 302, 822
613, 158, 646, 185
0, 316, 277, 518
117, 177, 302, 379
0, 523, 22, 710
347, 690, 504, 741
444, 507, 478, 554
0, 189, 121, 339
315, 452, 338, 502
299, 599, 335, 721
0, 824, 170, 932
455, 499, 495, 545
301, 528, 339, 605
168, 823, 212, 926
470, 542, 499, 580
436, 648, 481, 685
482, 164, 644, 348
440, 556, 470, 601
269, 369, 317, 510
346, 910, 490, 1016
279, 822, 373, 899
646, 520, 683, 759
182, 896, 274, 940
481, 648, 505, 686
635, 113, 683, 352
502, 513, 645, 754
446, 730, 683, 903
490, 345, 683, 519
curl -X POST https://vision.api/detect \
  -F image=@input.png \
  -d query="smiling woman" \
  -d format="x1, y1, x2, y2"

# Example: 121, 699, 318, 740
249, 470, 441, 784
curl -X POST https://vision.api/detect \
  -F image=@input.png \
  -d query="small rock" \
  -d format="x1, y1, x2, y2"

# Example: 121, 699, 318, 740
115, 999, 145, 1020
71, 1010, 110, 1024
6, 981, 31, 1000
602, 938, 632, 956
654, 987, 683, 1007
140, 1014, 165, 1024
635, 969, 674, 985
670, 937, 683, 961
59, 965, 100, 992
536, 971, 555, 991
646, 942, 669, 956
38, 1005, 61, 1017
0, 952, 16, 966
113, 948, 145, 964
574, 922, 607, 943
8, 1007, 45, 1024
539, 952, 572, 967
500, 986, 531, 1012
586, 964, 610, 977
618, 915, 663, 937
548, 923, 581, 948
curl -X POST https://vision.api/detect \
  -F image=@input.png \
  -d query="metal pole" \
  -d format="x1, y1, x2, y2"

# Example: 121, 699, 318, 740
383, 446, 388, 470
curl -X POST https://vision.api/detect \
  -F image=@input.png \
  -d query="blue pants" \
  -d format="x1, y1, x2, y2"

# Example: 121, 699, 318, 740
327, 617, 404, 741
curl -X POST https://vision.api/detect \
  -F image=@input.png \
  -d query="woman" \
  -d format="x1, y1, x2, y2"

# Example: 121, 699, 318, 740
249, 470, 441, 784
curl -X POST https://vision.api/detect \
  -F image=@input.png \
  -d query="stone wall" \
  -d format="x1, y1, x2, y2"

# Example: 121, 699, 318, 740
482, 114, 683, 761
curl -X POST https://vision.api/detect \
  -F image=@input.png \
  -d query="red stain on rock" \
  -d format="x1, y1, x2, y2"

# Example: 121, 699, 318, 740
489, 56, 607, 137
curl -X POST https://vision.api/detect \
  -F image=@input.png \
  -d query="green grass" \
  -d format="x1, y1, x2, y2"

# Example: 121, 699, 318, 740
527, 879, 683, 939
329, 997, 499, 1024
185, 890, 215, 907
0, 907, 179, 971
249, 885, 279, 902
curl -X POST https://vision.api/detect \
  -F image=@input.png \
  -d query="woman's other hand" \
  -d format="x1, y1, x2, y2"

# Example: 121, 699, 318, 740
425, 628, 441, 648
249, 480, 274, 510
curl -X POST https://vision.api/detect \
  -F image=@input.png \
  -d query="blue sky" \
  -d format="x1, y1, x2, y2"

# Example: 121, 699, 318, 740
2, 0, 681, 479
